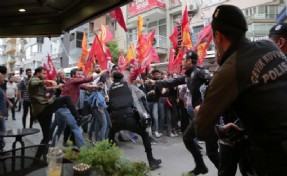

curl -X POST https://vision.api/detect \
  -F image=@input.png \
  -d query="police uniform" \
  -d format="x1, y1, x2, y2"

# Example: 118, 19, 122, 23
155, 53, 217, 174
108, 72, 161, 169
195, 5, 287, 176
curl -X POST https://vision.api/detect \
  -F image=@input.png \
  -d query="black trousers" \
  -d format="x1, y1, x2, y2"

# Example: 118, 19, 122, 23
183, 121, 219, 169
248, 140, 287, 176
109, 112, 154, 162
22, 100, 33, 128
8, 98, 15, 119
218, 141, 253, 176
35, 96, 80, 159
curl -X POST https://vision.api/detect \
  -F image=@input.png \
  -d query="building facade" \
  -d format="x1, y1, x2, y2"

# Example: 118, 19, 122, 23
120, 0, 285, 70
0, 0, 285, 74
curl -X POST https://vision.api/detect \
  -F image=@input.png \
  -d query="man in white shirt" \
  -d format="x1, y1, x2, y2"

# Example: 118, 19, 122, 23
6, 76, 17, 120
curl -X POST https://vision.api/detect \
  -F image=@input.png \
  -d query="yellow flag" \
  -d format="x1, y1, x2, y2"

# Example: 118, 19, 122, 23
138, 16, 143, 37
77, 32, 88, 71
126, 43, 136, 63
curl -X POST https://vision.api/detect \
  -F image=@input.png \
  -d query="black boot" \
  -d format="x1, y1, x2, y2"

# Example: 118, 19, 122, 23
148, 158, 162, 170
183, 138, 208, 174
189, 166, 208, 175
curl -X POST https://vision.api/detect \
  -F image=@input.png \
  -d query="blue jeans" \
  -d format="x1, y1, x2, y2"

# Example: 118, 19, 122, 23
52, 108, 84, 148
91, 107, 107, 141
186, 104, 195, 120
147, 101, 159, 132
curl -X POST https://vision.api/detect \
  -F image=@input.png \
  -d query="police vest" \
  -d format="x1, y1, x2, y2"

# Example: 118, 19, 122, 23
109, 81, 133, 113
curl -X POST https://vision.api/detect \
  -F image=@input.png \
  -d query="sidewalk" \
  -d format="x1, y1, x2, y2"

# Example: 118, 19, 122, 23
4, 109, 228, 176
4, 110, 42, 150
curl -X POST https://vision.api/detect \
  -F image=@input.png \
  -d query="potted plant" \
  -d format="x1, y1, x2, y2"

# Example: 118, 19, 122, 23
64, 140, 150, 176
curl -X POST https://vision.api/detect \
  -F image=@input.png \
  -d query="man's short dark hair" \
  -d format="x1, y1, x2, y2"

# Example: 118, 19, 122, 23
0, 65, 7, 74
25, 68, 32, 73
70, 68, 80, 77
34, 66, 45, 75
151, 69, 160, 74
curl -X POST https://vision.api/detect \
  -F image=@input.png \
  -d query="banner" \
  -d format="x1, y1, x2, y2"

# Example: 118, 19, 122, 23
43, 55, 57, 80
128, 0, 165, 16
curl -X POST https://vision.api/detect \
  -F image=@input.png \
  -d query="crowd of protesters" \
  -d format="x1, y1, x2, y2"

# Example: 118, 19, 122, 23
0, 4, 287, 175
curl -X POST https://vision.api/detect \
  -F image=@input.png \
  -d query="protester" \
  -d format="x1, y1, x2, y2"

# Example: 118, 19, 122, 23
6, 76, 17, 120
18, 68, 33, 128
29, 66, 91, 158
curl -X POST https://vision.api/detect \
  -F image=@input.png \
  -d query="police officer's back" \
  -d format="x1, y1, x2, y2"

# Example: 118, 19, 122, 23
108, 71, 162, 170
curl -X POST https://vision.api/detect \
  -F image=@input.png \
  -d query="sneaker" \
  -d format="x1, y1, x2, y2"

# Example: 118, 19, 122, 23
189, 166, 208, 175
168, 133, 176, 137
149, 158, 162, 170
150, 137, 157, 145
173, 132, 179, 137
77, 114, 92, 126
154, 132, 162, 138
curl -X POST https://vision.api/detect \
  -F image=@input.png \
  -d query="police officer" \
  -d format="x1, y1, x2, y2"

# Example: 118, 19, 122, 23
147, 50, 218, 175
269, 23, 287, 56
108, 71, 162, 170
195, 5, 287, 176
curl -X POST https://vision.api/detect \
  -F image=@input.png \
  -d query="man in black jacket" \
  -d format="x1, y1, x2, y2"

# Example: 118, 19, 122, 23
146, 50, 217, 175
195, 5, 287, 175
108, 71, 161, 170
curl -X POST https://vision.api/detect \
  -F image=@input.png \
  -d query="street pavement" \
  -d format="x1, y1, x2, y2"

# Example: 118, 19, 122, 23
4, 110, 241, 176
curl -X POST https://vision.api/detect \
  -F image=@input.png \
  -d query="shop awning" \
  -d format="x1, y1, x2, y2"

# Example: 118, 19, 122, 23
0, 0, 131, 37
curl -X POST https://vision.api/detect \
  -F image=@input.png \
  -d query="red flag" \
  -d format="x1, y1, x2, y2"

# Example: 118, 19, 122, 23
85, 34, 107, 75
110, 8, 127, 32
117, 51, 126, 72
137, 34, 151, 63
169, 26, 178, 49
168, 48, 174, 73
193, 24, 213, 65
43, 55, 57, 80
100, 25, 114, 44
182, 6, 192, 49
145, 29, 155, 46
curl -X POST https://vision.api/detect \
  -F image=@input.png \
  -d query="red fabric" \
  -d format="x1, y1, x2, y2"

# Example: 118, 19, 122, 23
100, 25, 114, 44
110, 8, 127, 32
146, 29, 155, 46
168, 48, 181, 73
61, 76, 93, 105
105, 47, 112, 61
43, 55, 57, 80
117, 51, 126, 72
137, 34, 151, 63
88, 34, 107, 71
169, 26, 178, 49
193, 24, 213, 66
181, 6, 192, 49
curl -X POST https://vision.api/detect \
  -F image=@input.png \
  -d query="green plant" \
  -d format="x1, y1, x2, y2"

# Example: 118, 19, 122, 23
64, 139, 150, 175
106, 41, 120, 63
